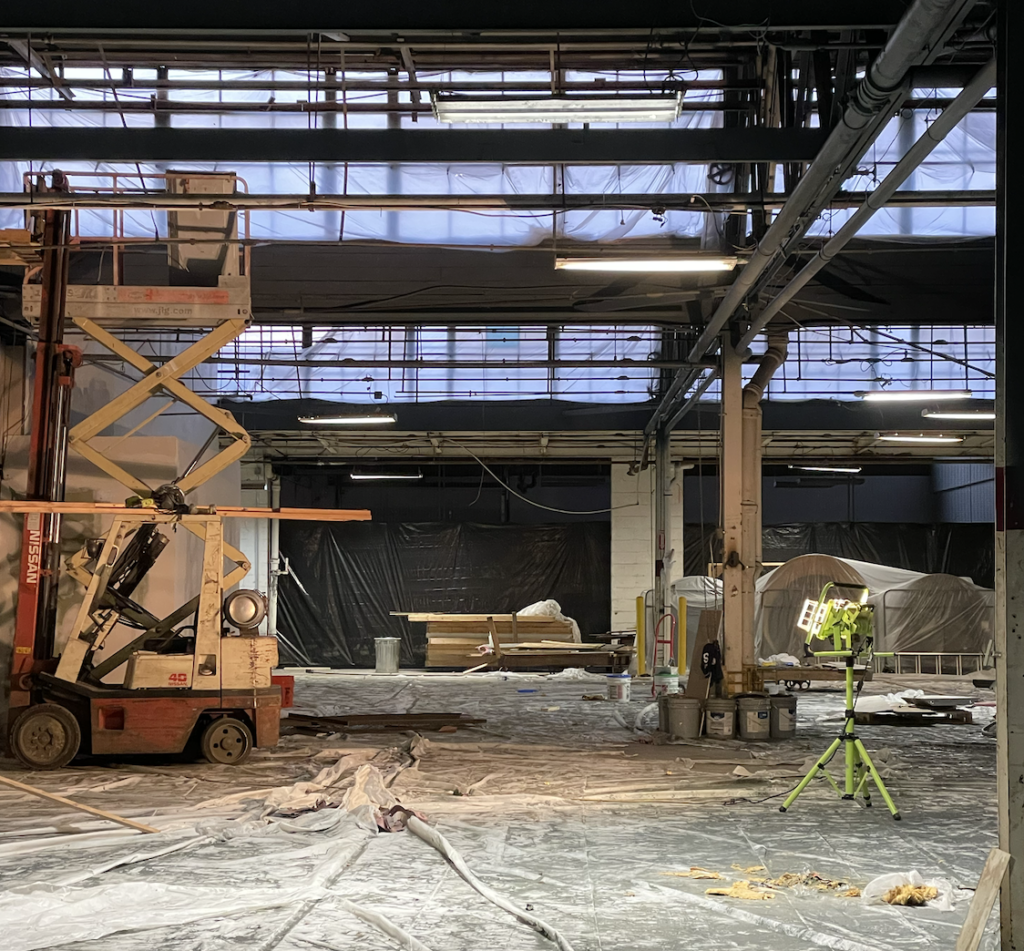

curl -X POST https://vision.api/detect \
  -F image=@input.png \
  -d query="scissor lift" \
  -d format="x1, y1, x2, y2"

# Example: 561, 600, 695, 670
6, 173, 369, 769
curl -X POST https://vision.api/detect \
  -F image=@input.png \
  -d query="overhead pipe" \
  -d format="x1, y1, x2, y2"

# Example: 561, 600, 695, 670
742, 335, 790, 406
736, 56, 996, 353
664, 369, 718, 432
646, 0, 978, 436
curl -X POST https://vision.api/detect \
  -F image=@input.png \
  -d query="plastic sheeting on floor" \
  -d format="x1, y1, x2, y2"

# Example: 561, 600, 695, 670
0, 670, 1000, 951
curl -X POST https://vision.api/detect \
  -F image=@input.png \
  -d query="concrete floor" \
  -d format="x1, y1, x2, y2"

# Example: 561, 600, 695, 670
0, 670, 999, 951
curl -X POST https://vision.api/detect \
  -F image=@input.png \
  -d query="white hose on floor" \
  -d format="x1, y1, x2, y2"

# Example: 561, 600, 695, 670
405, 816, 577, 951
51, 833, 214, 887
335, 897, 436, 951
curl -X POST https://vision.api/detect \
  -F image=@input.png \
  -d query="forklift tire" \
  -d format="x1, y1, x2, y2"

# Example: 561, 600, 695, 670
200, 717, 253, 765
9, 703, 82, 770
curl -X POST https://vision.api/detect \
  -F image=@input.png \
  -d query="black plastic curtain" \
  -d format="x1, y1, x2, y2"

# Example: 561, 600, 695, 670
682, 522, 994, 587
277, 521, 610, 668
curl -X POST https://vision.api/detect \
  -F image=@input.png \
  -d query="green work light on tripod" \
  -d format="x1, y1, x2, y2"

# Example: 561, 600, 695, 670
779, 582, 900, 820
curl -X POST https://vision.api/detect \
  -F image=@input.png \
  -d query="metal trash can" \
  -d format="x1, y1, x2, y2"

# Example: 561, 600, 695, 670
374, 637, 402, 674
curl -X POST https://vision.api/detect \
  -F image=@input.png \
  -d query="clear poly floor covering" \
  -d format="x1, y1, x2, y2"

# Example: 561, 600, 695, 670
0, 670, 1000, 951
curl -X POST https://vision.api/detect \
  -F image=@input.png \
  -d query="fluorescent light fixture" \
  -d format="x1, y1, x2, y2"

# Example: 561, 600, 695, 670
298, 413, 397, 425
876, 434, 964, 444
432, 93, 683, 124
555, 256, 738, 273
921, 409, 995, 421
790, 465, 862, 474
349, 470, 423, 481
856, 389, 972, 402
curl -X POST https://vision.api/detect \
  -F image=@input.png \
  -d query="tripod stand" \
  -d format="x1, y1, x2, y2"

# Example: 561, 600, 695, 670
778, 583, 900, 820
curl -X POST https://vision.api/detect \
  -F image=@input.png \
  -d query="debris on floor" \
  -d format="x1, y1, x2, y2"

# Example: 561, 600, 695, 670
284, 711, 487, 734
765, 871, 859, 894
705, 880, 775, 900
884, 884, 940, 906
661, 867, 723, 879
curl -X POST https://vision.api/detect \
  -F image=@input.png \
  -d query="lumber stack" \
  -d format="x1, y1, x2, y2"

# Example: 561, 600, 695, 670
393, 612, 577, 667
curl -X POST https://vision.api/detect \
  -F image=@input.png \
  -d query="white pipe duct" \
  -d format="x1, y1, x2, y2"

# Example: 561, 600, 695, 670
736, 56, 996, 353
647, 0, 978, 435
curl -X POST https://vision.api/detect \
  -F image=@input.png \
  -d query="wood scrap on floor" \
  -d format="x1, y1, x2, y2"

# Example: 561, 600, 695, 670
661, 867, 723, 880
883, 884, 939, 906
284, 712, 486, 735
705, 880, 774, 900
0, 773, 159, 834
855, 709, 973, 726
394, 612, 577, 667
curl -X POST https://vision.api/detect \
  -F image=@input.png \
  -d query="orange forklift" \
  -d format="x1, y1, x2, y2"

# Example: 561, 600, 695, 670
5, 174, 369, 769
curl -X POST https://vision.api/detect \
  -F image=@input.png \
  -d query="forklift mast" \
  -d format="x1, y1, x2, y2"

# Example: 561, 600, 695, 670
10, 174, 79, 710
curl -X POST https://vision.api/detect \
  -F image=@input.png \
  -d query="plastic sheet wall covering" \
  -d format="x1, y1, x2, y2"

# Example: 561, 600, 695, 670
277, 520, 610, 667
682, 522, 994, 587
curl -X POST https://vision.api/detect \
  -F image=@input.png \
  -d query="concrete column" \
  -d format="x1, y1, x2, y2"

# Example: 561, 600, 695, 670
996, 3, 1024, 946
720, 334, 744, 687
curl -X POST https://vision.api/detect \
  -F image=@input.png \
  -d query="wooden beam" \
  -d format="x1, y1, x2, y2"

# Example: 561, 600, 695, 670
0, 501, 372, 521
0, 772, 159, 834
956, 848, 1011, 951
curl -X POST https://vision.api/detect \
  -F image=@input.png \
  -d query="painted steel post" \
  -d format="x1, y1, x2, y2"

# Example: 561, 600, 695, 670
996, 3, 1024, 946
635, 596, 646, 677
720, 332, 744, 692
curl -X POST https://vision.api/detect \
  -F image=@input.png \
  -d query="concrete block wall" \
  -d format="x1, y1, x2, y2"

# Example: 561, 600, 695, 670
610, 463, 684, 633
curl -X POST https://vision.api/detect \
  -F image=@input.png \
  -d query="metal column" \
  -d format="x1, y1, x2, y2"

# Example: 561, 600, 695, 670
739, 335, 789, 677
720, 334, 744, 691
267, 474, 282, 639
996, 2, 1024, 946
654, 427, 672, 656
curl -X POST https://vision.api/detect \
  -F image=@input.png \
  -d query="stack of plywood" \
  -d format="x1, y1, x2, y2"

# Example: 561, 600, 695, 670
394, 613, 577, 667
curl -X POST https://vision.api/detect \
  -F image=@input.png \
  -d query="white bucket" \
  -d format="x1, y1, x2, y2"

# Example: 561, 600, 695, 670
661, 696, 703, 739
374, 637, 402, 674
606, 673, 631, 702
770, 694, 798, 739
705, 697, 736, 738
737, 696, 772, 741
652, 666, 680, 696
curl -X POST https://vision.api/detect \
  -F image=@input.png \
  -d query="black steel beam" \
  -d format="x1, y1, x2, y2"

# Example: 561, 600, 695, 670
0, 127, 828, 164
0, 190, 993, 212
6, 2, 910, 33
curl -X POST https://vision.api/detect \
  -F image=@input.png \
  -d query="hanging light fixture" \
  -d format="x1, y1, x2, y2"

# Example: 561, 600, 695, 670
921, 409, 995, 420
554, 255, 738, 273
298, 412, 397, 425
876, 434, 964, 444
856, 389, 972, 402
432, 93, 683, 124
349, 470, 423, 481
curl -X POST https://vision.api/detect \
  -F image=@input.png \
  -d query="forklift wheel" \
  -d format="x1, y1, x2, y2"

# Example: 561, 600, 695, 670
200, 717, 253, 765
10, 703, 82, 770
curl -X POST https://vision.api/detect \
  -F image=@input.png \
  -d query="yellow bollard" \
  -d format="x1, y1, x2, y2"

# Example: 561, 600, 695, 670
678, 596, 688, 671
636, 595, 646, 676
